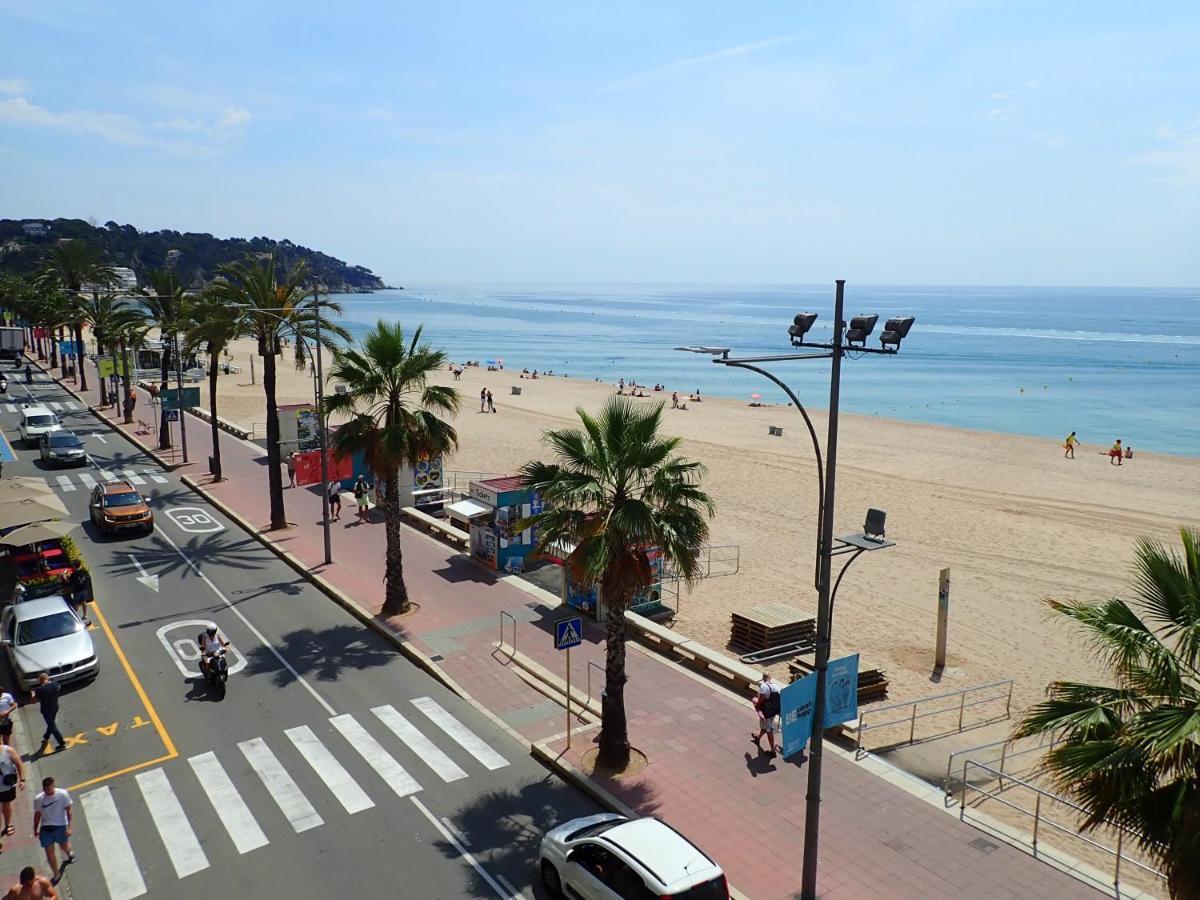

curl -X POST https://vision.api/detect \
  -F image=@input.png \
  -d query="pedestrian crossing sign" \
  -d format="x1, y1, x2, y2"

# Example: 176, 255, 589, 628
555, 616, 583, 651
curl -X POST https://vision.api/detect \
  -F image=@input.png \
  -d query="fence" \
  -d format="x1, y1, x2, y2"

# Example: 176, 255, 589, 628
960, 761, 1166, 896
855, 679, 1013, 757
943, 731, 1060, 805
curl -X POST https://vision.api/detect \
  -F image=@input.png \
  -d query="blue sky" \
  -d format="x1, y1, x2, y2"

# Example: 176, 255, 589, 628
1, 1, 1197, 286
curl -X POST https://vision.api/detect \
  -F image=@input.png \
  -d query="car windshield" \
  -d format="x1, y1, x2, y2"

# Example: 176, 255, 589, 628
567, 820, 623, 842
17, 611, 81, 645
48, 434, 83, 448
669, 875, 727, 900
103, 492, 142, 508
25, 415, 57, 427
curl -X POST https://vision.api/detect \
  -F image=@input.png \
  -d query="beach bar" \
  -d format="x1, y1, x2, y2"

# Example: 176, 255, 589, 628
466, 475, 542, 572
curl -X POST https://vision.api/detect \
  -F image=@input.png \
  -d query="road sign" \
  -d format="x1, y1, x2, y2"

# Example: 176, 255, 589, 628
164, 409, 179, 422
823, 653, 860, 728
161, 387, 200, 410
780, 671, 818, 759
58, 340, 78, 357
554, 616, 583, 651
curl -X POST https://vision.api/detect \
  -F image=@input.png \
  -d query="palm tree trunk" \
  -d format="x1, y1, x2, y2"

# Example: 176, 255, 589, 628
48, 327, 58, 369
158, 339, 172, 449
597, 579, 633, 769
263, 350, 287, 530
119, 338, 134, 424
74, 323, 87, 391
381, 469, 409, 616
208, 347, 222, 480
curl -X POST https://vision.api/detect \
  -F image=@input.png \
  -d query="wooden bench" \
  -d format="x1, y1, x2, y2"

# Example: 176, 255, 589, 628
625, 610, 689, 651
401, 506, 469, 547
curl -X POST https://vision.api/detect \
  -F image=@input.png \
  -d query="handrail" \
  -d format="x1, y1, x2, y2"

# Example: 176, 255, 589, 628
586, 660, 604, 708
959, 760, 1166, 891
498, 610, 516, 660
856, 679, 1014, 756
944, 731, 1060, 805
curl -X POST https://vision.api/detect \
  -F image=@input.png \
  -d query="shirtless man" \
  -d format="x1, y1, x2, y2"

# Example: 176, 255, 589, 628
4, 867, 57, 899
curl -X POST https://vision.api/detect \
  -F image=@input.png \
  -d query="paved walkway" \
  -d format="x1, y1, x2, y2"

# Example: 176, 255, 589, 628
81, 376, 1103, 900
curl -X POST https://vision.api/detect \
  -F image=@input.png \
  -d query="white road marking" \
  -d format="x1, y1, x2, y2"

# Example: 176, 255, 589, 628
64, 401, 79, 410
284, 725, 374, 815
2, 404, 14, 413
120, 468, 147, 485
372, 704, 468, 783
55, 475, 75, 492
239, 737, 324, 833
47, 401, 62, 411
410, 697, 509, 771
153, 525, 337, 716
100, 468, 118, 482
136, 768, 209, 878
330, 713, 422, 797
189, 751, 269, 854
80, 786, 148, 900
144, 469, 169, 484
129, 554, 160, 592
441, 816, 470, 846
410, 796, 517, 900
495, 875, 523, 900
79, 472, 97, 489
92, 433, 107, 443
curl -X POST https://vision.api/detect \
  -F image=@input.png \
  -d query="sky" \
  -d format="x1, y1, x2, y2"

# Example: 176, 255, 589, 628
1, 1, 1198, 287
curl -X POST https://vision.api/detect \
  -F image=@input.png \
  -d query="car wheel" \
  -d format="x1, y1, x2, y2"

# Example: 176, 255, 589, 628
540, 860, 563, 899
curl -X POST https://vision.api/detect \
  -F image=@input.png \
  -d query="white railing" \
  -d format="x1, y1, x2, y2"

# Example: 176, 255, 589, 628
943, 731, 1061, 805
855, 679, 1014, 757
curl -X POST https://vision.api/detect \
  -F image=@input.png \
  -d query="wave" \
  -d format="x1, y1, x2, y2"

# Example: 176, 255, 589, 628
915, 324, 1200, 346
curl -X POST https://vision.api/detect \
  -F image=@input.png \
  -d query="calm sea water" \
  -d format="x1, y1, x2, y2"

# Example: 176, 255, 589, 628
329, 284, 1200, 457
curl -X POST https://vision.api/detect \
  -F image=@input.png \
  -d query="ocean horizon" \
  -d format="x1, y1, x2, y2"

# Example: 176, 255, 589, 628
330, 283, 1200, 457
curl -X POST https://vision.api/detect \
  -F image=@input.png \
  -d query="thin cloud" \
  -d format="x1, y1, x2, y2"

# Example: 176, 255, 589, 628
0, 77, 30, 96
605, 34, 805, 91
0, 96, 144, 145
1139, 129, 1200, 187
216, 106, 252, 128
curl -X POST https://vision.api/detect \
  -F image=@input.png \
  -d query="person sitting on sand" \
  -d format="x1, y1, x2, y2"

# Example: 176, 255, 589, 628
1063, 431, 1078, 459
1124, 445, 1133, 459
1109, 439, 1123, 466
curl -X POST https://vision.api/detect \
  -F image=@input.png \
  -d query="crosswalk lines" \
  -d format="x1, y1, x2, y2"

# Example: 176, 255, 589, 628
79, 472, 97, 489
79, 699, 506, 899
55, 474, 76, 492
1, 400, 80, 413
36, 468, 169, 492
120, 468, 147, 485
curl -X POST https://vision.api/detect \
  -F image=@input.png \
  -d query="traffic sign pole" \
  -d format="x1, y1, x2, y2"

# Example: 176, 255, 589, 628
566, 646, 571, 750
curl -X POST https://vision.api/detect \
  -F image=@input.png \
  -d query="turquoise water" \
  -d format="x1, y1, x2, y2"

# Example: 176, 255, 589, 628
330, 284, 1200, 457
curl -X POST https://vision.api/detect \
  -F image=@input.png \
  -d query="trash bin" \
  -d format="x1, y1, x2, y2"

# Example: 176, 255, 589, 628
511, 386, 522, 396
208, 455, 217, 475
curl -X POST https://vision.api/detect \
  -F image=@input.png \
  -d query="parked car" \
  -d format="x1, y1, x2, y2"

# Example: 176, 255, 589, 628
89, 480, 154, 537
18, 405, 62, 447
540, 814, 729, 900
0, 595, 97, 690
39, 430, 87, 466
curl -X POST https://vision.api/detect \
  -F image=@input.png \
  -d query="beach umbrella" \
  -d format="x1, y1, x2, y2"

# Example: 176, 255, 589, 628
0, 520, 77, 547
0, 495, 70, 530
750, 393, 762, 400
0, 477, 54, 498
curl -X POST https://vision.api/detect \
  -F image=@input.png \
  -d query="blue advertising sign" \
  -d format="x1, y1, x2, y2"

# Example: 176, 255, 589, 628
161, 387, 201, 410
824, 653, 860, 728
780, 671, 818, 759
554, 616, 583, 651
58, 340, 78, 356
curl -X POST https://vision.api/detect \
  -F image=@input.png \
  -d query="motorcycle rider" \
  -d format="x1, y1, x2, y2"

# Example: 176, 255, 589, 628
0, 374, 7, 393
197, 625, 230, 679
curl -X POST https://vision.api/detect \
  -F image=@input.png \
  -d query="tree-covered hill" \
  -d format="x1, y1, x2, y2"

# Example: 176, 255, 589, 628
0, 218, 389, 292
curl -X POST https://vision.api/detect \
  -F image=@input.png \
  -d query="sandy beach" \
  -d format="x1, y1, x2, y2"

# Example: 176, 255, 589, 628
198, 337, 1200, 712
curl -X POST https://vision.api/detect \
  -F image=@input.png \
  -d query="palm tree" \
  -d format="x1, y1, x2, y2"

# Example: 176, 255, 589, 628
138, 270, 191, 449
1014, 527, 1200, 898
40, 240, 115, 392
186, 291, 244, 481
208, 254, 346, 530
323, 321, 460, 615
77, 290, 141, 406
517, 398, 714, 768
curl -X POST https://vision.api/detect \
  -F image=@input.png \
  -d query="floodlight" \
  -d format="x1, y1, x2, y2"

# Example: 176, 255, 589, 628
788, 312, 818, 344
864, 508, 886, 539
845, 314, 878, 347
879, 316, 915, 350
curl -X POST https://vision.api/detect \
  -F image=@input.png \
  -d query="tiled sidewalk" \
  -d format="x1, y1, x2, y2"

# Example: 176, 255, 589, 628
81, 376, 1104, 900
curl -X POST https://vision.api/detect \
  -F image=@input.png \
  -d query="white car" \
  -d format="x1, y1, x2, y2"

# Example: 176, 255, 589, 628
1, 595, 98, 690
18, 405, 63, 447
540, 813, 728, 900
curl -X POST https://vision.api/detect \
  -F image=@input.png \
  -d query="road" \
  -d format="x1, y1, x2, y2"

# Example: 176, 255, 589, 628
0, 367, 599, 899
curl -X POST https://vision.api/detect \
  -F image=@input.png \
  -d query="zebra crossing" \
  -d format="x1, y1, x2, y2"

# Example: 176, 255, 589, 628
47, 468, 169, 492
80, 698, 510, 900
2, 400, 81, 413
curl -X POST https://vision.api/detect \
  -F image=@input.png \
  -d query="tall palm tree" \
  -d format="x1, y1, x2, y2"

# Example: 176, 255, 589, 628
138, 270, 191, 449
208, 254, 346, 530
40, 240, 115, 392
186, 291, 244, 481
323, 321, 460, 616
517, 398, 714, 768
77, 290, 141, 406
1015, 527, 1200, 899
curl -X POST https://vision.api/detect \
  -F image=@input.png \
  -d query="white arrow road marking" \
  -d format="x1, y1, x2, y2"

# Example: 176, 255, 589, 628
129, 554, 159, 592
91, 433, 107, 443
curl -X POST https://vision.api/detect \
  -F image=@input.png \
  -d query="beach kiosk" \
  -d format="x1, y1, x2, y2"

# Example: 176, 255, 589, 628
563, 545, 668, 623
465, 476, 542, 572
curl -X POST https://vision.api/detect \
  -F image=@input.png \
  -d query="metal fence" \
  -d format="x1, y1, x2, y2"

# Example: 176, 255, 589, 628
943, 731, 1060, 805
855, 679, 1014, 756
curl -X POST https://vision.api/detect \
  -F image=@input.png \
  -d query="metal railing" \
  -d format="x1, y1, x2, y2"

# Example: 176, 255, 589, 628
855, 679, 1014, 757
960, 761, 1166, 893
586, 660, 604, 708
498, 610, 517, 659
944, 731, 1061, 805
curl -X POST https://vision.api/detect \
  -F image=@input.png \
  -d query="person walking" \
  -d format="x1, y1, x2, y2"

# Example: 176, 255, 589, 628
1109, 439, 1124, 466
67, 567, 91, 626
352, 475, 372, 521
327, 481, 342, 522
1063, 431, 1078, 459
0, 740, 25, 842
479, 387, 487, 413
4, 866, 58, 899
286, 452, 297, 488
0, 687, 16, 748
32, 778, 73, 881
751, 672, 782, 757
486, 389, 496, 413
31, 675, 63, 753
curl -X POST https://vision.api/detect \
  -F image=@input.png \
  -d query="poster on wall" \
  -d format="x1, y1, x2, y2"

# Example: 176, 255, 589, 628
294, 450, 353, 487
565, 578, 600, 616
412, 455, 443, 490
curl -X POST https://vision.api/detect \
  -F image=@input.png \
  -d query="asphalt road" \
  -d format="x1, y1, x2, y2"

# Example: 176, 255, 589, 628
0, 368, 599, 899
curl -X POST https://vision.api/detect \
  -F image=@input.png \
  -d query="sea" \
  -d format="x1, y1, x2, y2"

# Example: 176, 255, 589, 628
328, 284, 1200, 457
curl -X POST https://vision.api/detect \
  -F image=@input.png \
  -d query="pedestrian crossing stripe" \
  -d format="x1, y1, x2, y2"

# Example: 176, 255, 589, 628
80, 472, 97, 489
56, 475, 75, 492
44, 469, 170, 492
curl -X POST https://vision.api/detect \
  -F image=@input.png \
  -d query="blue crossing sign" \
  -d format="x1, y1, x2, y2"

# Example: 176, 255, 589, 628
554, 616, 583, 651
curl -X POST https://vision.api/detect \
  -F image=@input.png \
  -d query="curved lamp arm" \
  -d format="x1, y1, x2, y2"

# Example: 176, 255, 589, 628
827, 546, 865, 636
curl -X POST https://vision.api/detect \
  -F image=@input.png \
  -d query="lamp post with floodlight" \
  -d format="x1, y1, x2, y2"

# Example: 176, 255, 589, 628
678, 279, 915, 900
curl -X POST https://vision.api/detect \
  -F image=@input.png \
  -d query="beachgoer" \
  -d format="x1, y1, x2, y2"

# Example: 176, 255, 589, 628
751, 673, 781, 757
1124, 446, 1133, 459
486, 389, 496, 413
0, 688, 16, 747
1109, 440, 1123, 466
327, 481, 342, 521
0, 740, 25, 841
671, 392, 678, 409
32, 777, 73, 879
4, 866, 58, 899
352, 476, 371, 520
480, 388, 487, 412
286, 452, 297, 488
31, 675, 63, 752
1063, 431, 1078, 459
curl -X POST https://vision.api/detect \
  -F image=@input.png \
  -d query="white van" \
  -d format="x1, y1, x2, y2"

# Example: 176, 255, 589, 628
18, 405, 63, 446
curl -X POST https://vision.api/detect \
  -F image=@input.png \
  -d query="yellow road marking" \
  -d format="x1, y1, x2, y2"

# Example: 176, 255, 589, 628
66, 600, 178, 792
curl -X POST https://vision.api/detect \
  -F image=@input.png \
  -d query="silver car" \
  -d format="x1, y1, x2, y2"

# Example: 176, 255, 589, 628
39, 430, 87, 467
1, 595, 98, 690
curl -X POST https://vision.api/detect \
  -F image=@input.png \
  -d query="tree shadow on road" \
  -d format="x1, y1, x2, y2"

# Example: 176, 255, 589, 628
243, 622, 395, 687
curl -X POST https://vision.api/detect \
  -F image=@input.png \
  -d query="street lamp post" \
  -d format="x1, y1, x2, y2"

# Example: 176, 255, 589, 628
173, 331, 190, 464
678, 280, 915, 900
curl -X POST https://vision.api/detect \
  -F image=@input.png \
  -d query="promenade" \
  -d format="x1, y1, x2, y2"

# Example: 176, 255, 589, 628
87, 381, 1103, 900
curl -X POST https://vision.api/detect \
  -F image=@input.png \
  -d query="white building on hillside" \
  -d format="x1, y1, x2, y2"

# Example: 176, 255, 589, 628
22, 222, 47, 237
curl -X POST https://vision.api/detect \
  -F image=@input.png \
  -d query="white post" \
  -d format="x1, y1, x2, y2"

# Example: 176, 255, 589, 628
935, 567, 950, 670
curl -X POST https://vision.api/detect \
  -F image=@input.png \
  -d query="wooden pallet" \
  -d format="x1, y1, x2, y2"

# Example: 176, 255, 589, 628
730, 602, 815, 652
788, 657, 889, 704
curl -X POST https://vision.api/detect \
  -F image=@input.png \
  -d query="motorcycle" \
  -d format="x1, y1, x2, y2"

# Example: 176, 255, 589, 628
202, 647, 229, 697
0, 377, 7, 394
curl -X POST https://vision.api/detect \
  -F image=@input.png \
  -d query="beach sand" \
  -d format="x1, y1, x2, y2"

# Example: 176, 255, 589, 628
201, 338, 1200, 712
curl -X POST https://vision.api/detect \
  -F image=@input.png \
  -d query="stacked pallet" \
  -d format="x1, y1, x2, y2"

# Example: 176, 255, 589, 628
788, 657, 889, 704
730, 602, 816, 653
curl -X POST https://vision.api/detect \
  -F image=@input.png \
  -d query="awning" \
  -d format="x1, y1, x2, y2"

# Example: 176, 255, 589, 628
446, 499, 492, 521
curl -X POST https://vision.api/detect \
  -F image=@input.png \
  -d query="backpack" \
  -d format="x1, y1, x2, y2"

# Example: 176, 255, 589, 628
760, 684, 781, 719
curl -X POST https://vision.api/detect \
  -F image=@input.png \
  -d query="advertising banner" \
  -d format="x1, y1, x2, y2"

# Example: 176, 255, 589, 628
294, 450, 353, 487
780, 672, 818, 759
161, 387, 201, 410
823, 653, 860, 728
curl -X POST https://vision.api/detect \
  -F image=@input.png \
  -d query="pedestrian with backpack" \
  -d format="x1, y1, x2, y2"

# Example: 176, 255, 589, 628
0, 740, 25, 843
752, 672, 781, 757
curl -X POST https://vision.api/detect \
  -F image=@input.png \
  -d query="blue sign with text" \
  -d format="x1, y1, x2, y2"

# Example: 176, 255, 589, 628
58, 340, 78, 357
780, 671, 818, 759
554, 616, 583, 651
824, 653, 860, 728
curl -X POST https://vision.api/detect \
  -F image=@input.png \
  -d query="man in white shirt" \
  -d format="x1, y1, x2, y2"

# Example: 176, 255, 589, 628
751, 673, 782, 757
32, 778, 74, 879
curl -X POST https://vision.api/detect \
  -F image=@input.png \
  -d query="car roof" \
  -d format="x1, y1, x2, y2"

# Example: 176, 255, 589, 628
600, 818, 720, 887
20, 405, 55, 417
99, 480, 140, 494
47, 430, 81, 440
8, 596, 72, 620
